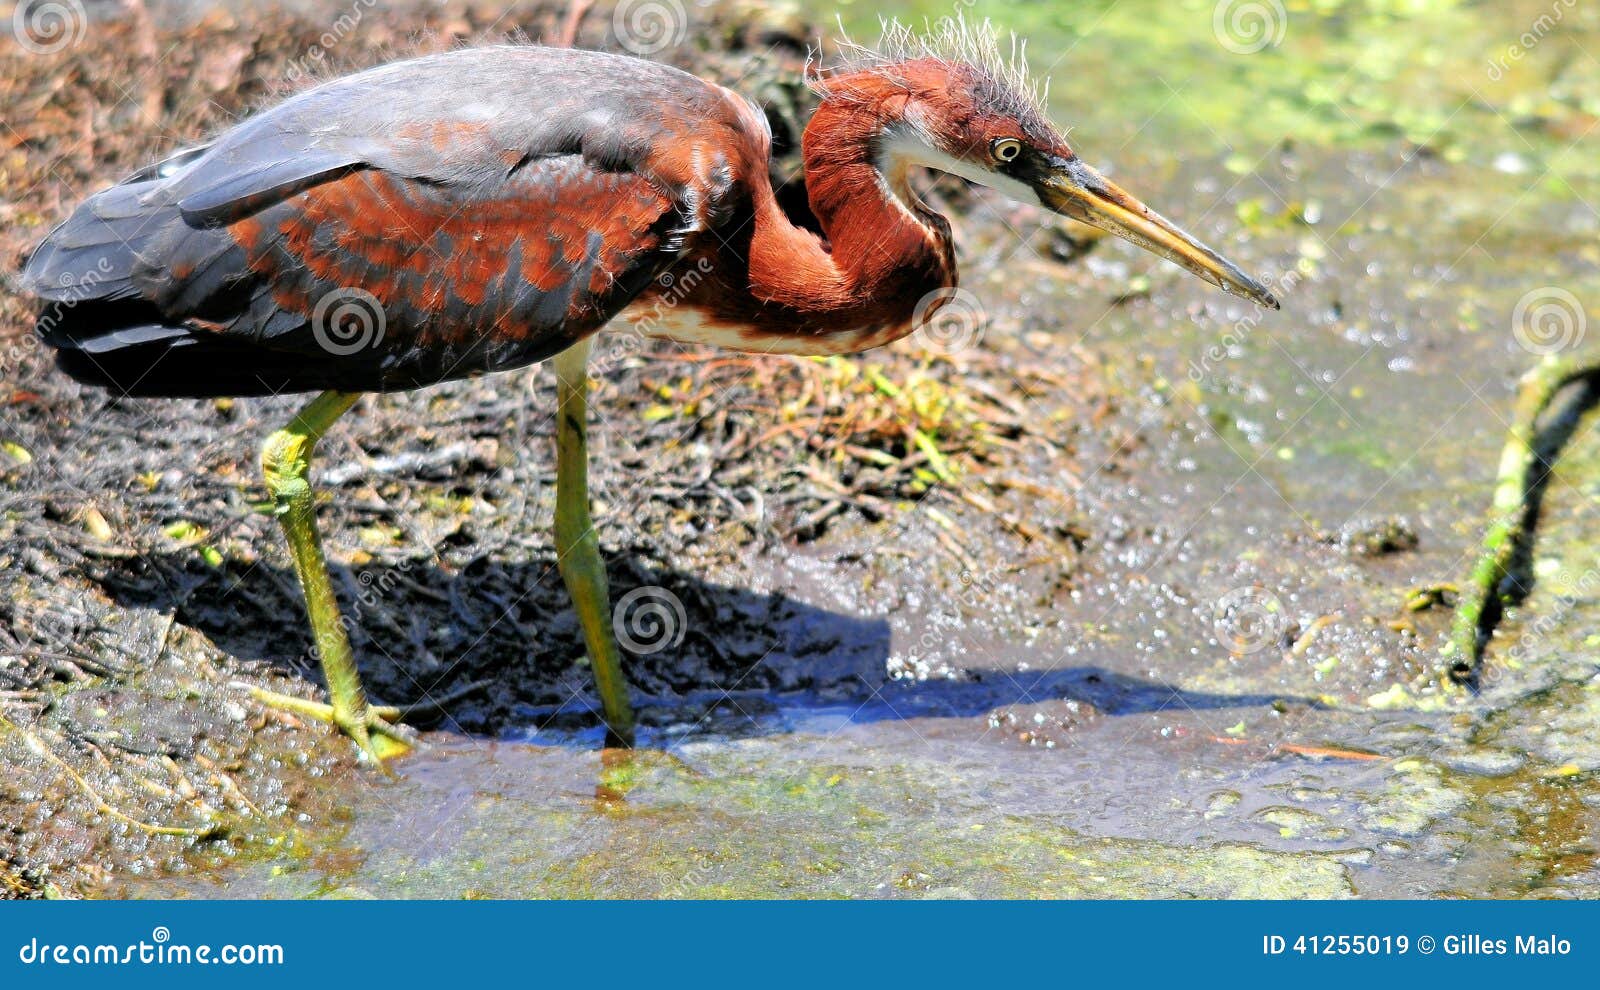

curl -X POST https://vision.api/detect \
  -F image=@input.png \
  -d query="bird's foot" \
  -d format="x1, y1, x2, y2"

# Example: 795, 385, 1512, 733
240, 684, 415, 767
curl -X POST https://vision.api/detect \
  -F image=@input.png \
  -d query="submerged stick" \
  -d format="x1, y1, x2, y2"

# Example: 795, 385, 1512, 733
1448, 354, 1600, 677
0, 713, 223, 839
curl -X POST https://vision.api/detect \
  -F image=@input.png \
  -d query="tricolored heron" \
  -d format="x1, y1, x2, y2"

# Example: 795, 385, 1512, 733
21, 23, 1277, 764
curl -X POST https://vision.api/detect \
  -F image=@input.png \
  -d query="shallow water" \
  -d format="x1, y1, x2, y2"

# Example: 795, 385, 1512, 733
107, 0, 1600, 898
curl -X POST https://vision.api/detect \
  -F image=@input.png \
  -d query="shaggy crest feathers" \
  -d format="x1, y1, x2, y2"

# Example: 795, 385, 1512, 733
813, 15, 1050, 119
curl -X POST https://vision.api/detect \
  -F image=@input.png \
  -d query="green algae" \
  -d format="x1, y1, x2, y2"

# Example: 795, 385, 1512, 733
1360, 760, 1472, 837
848, 0, 1600, 193
124, 740, 1353, 900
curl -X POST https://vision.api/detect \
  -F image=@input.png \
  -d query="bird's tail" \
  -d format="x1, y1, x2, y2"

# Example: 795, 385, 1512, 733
17, 161, 302, 397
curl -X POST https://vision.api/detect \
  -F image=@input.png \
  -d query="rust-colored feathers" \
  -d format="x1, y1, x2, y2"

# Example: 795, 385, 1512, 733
22, 42, 1038, 396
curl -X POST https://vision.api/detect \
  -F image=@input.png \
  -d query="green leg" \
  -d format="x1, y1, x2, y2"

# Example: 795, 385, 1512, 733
553, 340, 637, 748
250, 390, 412, 766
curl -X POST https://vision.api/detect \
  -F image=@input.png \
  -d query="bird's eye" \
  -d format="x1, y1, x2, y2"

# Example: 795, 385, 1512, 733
990, 138, 1024, 163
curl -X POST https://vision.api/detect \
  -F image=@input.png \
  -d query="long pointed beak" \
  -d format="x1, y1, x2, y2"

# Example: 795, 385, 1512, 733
1034, 157, 1279, 310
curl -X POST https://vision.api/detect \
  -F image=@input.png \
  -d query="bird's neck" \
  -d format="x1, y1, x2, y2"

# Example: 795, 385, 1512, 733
743, 93, 954, 333
800, 95, 957, 289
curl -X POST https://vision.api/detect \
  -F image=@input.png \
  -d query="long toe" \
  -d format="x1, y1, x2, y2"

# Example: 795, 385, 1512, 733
243, 684, 416, 767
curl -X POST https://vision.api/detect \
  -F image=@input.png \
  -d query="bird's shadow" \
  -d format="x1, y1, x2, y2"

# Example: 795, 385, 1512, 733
88, 549, 1310, 742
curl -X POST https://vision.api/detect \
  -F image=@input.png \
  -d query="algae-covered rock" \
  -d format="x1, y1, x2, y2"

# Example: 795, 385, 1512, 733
1359, 761, 1471, 838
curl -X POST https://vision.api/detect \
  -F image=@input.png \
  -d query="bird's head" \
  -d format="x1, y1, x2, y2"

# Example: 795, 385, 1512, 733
813, 19, 1279, 310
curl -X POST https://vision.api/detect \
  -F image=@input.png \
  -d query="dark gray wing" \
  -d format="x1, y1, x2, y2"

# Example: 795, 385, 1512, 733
20, 45, 763, 396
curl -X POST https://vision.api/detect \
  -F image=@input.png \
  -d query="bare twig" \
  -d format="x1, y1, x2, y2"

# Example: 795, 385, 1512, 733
0, 713, 222, 839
